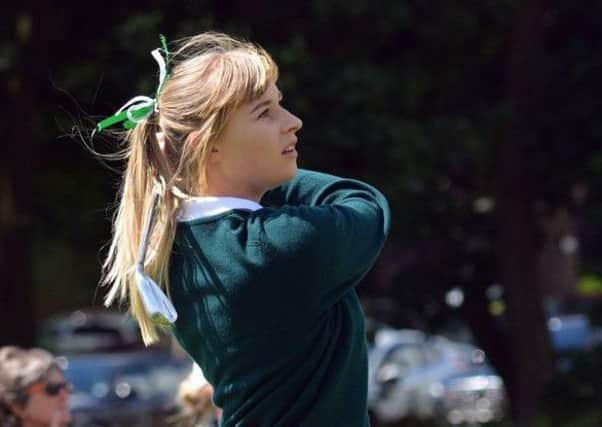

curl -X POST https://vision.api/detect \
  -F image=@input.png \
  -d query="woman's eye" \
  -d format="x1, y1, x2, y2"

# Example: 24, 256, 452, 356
258, 108, 270, 119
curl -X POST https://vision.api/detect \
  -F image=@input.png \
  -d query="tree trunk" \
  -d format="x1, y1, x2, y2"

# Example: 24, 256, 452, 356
496, 1, 556, 425
462, 285, 515, 401
0, 5, 50, 347
0, 12, 35, 347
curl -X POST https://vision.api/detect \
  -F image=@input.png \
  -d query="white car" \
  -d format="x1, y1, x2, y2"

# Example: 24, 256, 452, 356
368, 328, 506, 424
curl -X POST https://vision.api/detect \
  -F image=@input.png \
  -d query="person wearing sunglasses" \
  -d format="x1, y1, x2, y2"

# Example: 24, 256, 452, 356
0, 346, 71, 427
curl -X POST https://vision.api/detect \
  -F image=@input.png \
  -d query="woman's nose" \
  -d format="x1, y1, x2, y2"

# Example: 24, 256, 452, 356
284, 109, 303, 133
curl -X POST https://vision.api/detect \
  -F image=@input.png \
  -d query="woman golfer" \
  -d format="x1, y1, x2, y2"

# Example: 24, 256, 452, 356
97, 32, 390, 426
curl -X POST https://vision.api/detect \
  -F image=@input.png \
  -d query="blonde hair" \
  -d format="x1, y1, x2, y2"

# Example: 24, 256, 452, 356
101, 32, 279, 345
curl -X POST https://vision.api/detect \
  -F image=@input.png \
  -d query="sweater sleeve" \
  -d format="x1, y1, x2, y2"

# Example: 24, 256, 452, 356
258, 169, 391, 308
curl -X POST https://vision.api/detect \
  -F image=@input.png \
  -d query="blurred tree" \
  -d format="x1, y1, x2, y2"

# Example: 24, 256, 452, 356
496, 1, 556, 424
0, 3, 45, 346
2, 0, 601, 423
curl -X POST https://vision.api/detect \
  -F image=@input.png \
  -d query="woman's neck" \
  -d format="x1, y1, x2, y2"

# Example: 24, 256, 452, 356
203, 178, 265, 203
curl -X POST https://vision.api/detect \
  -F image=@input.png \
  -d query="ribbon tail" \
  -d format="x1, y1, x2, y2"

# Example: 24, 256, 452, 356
97, 111, 129, 131
95, 35, 170, 132
151, 49, 168, 102
97, 98, 154, 131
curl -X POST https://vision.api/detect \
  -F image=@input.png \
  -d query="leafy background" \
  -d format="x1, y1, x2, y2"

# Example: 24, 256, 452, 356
2, 1, 602, 425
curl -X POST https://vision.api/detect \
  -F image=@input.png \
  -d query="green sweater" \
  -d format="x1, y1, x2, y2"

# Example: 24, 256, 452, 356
170, 169, 390, 426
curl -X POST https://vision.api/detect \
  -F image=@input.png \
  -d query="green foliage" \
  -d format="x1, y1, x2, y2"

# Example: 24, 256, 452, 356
3, 0, 602, 419
1, 0, 593, 334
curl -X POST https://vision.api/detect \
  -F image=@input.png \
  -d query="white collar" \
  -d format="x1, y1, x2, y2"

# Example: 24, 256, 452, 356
177, 196, 263, 222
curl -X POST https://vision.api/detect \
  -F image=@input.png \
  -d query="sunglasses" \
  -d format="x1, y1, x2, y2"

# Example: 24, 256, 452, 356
28, 380, 73, 397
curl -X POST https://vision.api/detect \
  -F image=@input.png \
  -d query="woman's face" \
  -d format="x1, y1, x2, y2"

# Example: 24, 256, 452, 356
18, 369, 71, 427
208, 82, 303, 200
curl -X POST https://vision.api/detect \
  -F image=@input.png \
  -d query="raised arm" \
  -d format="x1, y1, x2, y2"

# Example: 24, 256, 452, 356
258, 169, 391, 309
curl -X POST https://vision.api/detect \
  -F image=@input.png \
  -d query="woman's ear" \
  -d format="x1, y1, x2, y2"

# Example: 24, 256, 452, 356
208, 143, 221, 164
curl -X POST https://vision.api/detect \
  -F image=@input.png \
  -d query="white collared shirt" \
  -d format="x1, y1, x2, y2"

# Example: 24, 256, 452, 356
177, 196, 263, 222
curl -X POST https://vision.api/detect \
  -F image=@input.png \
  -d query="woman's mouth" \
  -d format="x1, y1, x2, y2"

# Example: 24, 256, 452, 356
282, 145, 297, 156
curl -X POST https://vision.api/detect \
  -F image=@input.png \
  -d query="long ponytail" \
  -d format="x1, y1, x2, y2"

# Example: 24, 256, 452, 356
102, 121, 178, 345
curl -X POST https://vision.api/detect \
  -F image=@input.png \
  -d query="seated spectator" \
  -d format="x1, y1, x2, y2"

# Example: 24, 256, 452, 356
175, 363, 221, 427
0, 346, 71, 427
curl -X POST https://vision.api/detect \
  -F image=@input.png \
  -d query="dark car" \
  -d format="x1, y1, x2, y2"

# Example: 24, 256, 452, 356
65, 350, 192, 427
37, 309, 190, 426
38, 309, 149, 354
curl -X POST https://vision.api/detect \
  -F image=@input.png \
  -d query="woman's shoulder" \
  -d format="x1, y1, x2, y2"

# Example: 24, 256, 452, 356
175, 207, 322, 251
249, 205, 333, 245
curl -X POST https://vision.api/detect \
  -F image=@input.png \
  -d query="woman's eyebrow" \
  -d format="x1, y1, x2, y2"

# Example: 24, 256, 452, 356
250, 89, 283, 114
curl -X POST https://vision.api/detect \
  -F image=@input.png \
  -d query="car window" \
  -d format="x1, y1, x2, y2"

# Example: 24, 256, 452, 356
387, 345, 425, 371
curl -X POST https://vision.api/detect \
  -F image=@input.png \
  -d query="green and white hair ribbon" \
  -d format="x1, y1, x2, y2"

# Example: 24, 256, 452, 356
97, 34, 170, 132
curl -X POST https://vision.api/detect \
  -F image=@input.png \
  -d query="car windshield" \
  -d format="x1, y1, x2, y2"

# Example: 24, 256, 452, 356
65, 352, 191, 399
66, 359, 118, 395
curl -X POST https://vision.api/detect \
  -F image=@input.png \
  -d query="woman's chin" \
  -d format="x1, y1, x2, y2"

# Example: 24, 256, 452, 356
281, 163, 298, 183
261, 164, 298, 192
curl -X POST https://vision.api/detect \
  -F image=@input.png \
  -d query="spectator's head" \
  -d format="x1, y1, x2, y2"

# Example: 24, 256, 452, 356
0, 346, 71, 427
175, 363, 220, 427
